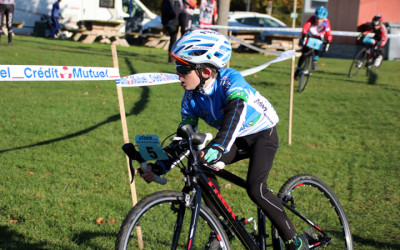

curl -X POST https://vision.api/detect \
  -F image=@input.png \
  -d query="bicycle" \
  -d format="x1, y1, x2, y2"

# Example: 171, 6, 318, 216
348, 35, 383, 78
115, 125, 353, 249
296, 37, 325, 93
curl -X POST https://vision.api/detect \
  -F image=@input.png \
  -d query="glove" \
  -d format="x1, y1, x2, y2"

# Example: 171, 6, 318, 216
202, 145, 224, 165
324, 42, 331, 52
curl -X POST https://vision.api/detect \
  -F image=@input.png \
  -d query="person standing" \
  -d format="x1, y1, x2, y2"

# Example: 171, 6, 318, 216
162, 0, 196, 63
199, 0, 217, 27
0, 0, 15, 46
50, 0, 62, 38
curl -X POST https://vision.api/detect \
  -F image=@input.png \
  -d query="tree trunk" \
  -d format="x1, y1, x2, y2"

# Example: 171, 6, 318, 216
217, 0, 230, 36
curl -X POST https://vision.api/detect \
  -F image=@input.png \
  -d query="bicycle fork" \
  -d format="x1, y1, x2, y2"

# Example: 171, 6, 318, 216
171, 182, 203, 250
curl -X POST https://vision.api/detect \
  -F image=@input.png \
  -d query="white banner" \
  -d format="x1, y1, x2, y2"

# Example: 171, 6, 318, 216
0, 65, 120, 81
198, 25, 400, 38
240, 50, 295, 76
116, 73, 180, 87
117, 50, 295, 87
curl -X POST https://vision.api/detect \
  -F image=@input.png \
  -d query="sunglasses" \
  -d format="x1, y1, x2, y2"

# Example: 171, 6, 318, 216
176, 64, 194, 75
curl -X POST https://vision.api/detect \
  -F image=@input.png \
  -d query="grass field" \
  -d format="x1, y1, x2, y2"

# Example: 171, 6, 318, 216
0, 35, 399, 249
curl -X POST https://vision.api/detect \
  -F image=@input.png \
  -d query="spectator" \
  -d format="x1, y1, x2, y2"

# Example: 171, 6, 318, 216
199, 0, 217, 27
50, 0, 62, 38
0, 0, 15, 46
162, 0, 196, 63
295, 6, 332, 77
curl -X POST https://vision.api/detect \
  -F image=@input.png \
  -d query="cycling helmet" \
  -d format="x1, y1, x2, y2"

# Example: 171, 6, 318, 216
170, 30, 232, 69
315, 6, 328, 19
372, 14, 382, 26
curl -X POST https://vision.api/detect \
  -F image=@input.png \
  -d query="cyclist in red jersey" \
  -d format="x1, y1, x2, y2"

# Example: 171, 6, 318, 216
362, 14, 388, 67
295, 6, 332, 77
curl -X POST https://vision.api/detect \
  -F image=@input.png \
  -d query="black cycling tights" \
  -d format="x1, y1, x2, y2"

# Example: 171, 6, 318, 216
202, 127, 297, 241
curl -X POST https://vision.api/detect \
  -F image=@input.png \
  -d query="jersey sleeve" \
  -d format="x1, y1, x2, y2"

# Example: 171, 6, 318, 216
302, 17, 313, 35
212, 95, 247, 152
380, 25, 389, 47
325, 19, 333, 42
180, 91, 199, 127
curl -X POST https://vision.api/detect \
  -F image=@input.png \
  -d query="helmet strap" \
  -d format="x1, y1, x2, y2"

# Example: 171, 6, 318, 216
194, 66, 210, 94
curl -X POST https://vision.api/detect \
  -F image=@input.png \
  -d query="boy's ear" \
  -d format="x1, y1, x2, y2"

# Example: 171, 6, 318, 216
202, 67, 213, 78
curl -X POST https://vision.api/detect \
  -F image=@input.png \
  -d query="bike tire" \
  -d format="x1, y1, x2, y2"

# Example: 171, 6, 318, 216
115, 190, 230, 250
298, 56, 313, 92
273, 174, 353, 250
348, 48, 367, 78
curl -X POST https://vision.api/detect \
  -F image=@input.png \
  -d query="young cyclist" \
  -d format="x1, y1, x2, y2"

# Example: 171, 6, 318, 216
141, 29, 309, 250
361, 14, 388, 67
295, 6, 332, 78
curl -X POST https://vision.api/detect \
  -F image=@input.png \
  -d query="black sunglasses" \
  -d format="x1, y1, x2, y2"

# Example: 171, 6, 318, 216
176, 64, 194, 75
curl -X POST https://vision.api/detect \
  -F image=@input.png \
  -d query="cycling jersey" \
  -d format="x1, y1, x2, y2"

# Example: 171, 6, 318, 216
364, 24, 388, 47
180, 68, 279, 152
302, 16, 333, 42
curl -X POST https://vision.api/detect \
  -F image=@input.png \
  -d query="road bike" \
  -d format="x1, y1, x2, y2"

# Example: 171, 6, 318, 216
115, 125, 353, 249
296, 37, 325, 93
348, 35, 383, 78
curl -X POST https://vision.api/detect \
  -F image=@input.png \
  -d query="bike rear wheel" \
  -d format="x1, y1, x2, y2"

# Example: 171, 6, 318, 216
275, 174, 353, 250
348, 48, 367, 78
115, 190, 230, 250
298, 55, 313, 92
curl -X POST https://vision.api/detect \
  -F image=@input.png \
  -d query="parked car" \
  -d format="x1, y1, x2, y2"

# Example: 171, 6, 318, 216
227, 11, 287, 28
192, 11, 298, 40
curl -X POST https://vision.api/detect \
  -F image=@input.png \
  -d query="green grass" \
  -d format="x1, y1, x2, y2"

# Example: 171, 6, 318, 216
1, 36, 399, 249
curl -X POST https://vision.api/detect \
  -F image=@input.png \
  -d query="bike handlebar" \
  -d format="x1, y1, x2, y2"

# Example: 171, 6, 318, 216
122, 124, 226, 185
122, 143, 167, 185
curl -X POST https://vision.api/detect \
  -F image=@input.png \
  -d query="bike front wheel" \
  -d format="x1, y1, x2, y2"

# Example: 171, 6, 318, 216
276, 174, 353, 250
348, 48, 367, 78
298, 55, 313, 92
115, 190, 230, 250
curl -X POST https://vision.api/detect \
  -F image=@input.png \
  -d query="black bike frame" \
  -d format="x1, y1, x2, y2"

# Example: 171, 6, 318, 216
180, 160, 331, 250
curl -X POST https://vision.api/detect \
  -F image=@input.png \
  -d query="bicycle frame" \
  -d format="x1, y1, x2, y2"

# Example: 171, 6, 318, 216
121, 125, 338, 249
168, 125, 331, 249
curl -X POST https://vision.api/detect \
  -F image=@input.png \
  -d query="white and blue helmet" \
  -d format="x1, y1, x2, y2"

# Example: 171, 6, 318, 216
170, 30, 232, 69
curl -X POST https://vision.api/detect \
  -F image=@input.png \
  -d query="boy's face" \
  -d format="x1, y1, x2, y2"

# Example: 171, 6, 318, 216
316, 17, 324, 25
176, 65, 200, 91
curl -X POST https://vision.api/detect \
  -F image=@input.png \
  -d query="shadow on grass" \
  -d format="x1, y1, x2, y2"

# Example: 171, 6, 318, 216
0, 225, 116, 249
367, 71, 378, 85
0, 225, 53, 250
352, 233, 400, 249
0, 57, 150, 154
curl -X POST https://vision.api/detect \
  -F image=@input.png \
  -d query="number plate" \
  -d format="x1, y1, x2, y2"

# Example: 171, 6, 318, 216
135, 135, 169, 161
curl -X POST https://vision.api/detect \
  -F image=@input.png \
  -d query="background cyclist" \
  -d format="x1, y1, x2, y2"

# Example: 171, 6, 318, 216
361, 14, 388, 67
295, 6, 332, 78
141, 30, 309, 250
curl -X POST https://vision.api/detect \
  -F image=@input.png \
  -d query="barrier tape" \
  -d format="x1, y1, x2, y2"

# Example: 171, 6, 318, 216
0, 65, 120, 81
116, 50, 295, 87
198, 25, 400, 38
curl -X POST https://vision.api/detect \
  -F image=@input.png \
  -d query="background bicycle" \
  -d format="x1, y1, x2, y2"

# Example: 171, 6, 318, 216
295, 37, 327, 93
348, 35, 383, 78
115, 126, 353, 249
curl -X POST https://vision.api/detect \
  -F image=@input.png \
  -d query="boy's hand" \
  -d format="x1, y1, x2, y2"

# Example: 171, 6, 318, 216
201, 145, 224, 165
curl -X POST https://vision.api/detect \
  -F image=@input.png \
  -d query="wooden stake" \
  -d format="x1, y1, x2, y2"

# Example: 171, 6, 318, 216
288, 39, 295, 145
111, 45, 143, 249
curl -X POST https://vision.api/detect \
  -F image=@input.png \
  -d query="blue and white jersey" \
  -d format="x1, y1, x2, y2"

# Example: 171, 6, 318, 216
181, 68, 279, 152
